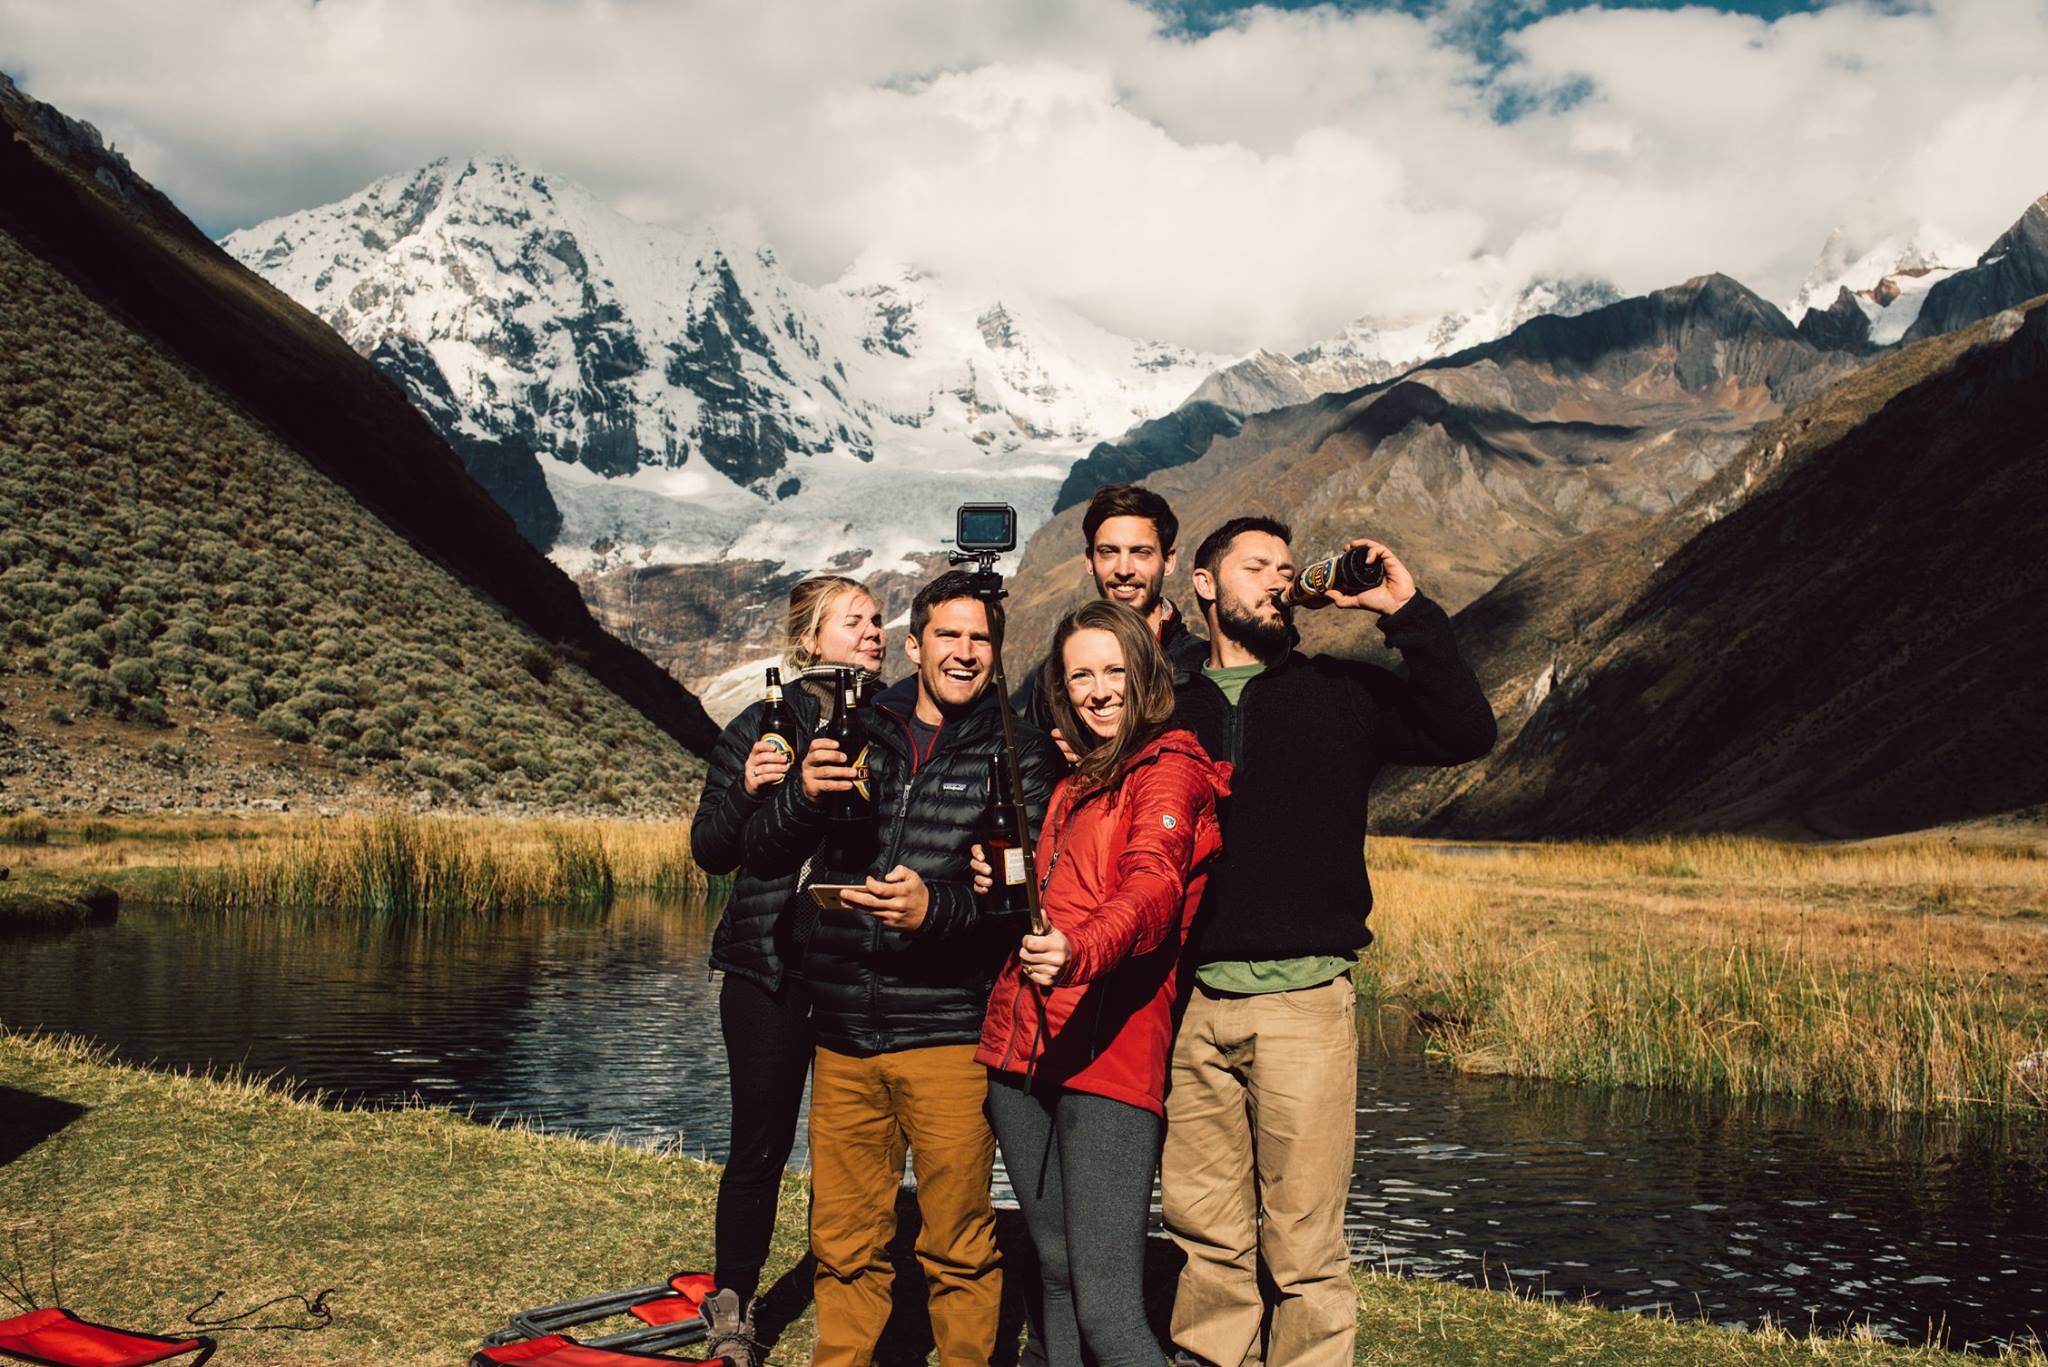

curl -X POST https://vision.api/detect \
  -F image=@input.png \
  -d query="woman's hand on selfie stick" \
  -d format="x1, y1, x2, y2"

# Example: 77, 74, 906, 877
1326, 537, 1417, 617
1019, 927, 1070, 989
969, 843, 993, 896
800, 736, 859, 803
742, 739, 792, 796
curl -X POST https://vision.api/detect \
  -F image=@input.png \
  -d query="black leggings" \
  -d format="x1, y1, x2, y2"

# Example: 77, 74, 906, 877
986, 1074, 1162, 1367
715, 972, 813, 1303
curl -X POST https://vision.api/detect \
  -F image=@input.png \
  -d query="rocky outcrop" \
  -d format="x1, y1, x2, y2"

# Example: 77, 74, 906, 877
1903, 194, 2048, 342
1053, 402, 1243, 512
1795, 286, 1876, 354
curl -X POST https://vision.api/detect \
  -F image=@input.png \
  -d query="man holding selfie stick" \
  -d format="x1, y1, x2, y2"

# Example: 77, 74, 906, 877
1162, 518, 1495, 1367
746, 556, 1060, 1367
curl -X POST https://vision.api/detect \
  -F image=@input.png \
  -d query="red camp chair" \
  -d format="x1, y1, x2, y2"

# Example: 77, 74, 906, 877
483, 1272, 717, 1353
471, 1334, 729, 1367
0, 1308, 214, 1367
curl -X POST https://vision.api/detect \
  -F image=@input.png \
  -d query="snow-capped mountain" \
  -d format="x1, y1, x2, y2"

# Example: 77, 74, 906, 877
1186, 277, 1622, 417
1785, 224, 1975, 348
223, 156, 1222, 577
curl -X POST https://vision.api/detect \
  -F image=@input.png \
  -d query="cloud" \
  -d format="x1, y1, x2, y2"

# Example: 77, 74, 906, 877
2, 0, 2045, 352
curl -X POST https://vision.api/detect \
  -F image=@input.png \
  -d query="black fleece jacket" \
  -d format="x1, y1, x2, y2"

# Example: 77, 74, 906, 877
745, 676, 1062, 1054
1173, 594, 1495, 963
690, 668, 879, 991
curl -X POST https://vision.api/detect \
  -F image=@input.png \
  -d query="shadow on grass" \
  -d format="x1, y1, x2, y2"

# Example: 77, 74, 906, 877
0, 1086, 87, 1166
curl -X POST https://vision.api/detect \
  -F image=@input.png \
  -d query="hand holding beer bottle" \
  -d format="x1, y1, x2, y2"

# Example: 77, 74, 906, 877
744, 666, 795, 795
970, 843, 1071, 988
1289, 536, 1417, 616
801, 669, 868, 807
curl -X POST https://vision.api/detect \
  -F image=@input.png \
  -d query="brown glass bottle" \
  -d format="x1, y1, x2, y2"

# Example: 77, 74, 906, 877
821, 667, 872, 824
759, 667, 793, 771
1286, 544, 1386, 604
978, 756, 1031, 916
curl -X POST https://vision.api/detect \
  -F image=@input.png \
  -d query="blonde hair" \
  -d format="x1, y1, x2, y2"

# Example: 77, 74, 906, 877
785, 576, 872, 671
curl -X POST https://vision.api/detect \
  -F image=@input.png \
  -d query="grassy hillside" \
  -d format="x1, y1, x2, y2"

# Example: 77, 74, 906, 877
0, 75, 718, 760
0, 232, 698, 817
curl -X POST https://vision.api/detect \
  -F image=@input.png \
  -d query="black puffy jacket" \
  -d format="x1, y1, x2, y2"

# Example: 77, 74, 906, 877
745, 675, 1062, 1054
690, 668, 877, 991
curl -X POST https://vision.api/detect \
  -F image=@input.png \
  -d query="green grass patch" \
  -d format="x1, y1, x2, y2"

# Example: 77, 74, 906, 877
1, 1032, 2025, 1365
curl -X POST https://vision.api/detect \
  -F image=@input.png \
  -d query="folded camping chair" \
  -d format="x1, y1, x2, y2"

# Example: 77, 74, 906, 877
0, 1308, 214, 1367
483, 1273, 716, 1353
471, 1335, 729, 1367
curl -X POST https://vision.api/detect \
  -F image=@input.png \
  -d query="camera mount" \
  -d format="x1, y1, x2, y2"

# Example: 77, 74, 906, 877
944, 509, 1047, 936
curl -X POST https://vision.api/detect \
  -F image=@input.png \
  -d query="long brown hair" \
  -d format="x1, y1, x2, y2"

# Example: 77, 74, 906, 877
784, 576, 870, 671
1041, 599, 1178, 798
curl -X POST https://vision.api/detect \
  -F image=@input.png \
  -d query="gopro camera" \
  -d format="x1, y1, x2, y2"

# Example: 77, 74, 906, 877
955, 503, 1018, 555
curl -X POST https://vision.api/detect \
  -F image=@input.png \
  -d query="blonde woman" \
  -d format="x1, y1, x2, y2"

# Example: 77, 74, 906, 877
688, 575, 884, 1365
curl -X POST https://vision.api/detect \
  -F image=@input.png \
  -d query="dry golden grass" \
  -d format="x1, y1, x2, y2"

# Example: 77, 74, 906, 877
1364, 836, 2048, 1114
0, 810, 712, 920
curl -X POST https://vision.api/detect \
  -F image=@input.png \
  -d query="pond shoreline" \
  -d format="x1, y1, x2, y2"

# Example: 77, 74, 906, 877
2, 1030, 2020, 1366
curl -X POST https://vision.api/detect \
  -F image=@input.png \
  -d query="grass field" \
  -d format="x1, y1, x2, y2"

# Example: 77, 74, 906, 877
0, 809, 714, 921
1363, 835, 2048, 1115
4, 1031, 2035, 1366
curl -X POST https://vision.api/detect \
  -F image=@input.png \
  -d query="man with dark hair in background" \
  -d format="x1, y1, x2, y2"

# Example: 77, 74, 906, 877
1162, 516, 1496, 1367
746, 569, 1060, 1367
1016, 483, 1208, 735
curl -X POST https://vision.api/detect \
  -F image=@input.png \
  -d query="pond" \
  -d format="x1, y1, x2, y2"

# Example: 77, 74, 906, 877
3, 897, 2044, 1349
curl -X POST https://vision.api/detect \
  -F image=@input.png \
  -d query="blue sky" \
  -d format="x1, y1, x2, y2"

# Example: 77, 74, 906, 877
1, 0, 2041, 352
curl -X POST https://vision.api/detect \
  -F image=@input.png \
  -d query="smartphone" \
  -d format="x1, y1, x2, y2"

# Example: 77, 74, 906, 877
807, 883, 865, 910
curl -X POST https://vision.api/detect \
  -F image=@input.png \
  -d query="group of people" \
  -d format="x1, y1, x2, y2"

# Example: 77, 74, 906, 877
688, 485, 1497, 1367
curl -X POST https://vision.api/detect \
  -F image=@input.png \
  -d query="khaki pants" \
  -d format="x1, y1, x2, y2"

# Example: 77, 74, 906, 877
1161, 976, 1358, 1367
808, 1043, 1001, 1367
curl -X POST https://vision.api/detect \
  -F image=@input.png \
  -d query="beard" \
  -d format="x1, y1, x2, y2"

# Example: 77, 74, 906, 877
1097, 572, 1165, 619
1214, 585, 1292, 661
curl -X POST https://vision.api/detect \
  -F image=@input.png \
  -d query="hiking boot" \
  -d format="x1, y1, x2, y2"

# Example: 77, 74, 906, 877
699, 1287, 762, 1367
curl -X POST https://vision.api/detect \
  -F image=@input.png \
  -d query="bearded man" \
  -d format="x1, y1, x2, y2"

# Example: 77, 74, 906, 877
1162, 516, 1495, 1367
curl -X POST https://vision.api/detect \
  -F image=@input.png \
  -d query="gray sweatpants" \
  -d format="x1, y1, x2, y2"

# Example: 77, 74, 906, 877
986, 1073, 1163, 1367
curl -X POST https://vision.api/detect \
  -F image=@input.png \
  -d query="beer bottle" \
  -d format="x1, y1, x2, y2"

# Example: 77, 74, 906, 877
1287, 544, 1386, 605
758, 667, 794, 773
823, 667, 872, 824
978, 756, 1030, 916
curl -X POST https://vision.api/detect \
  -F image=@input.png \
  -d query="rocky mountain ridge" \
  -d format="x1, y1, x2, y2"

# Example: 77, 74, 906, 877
1186, 277, 1623, 419
1377, 298, 2048, 837
224, 158, 1222, 577
1006, 270, 1871, 670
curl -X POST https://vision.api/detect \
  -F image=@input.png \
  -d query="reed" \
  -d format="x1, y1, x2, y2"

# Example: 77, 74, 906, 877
1362, 836, 2048, 1116
168, 811, 707, 921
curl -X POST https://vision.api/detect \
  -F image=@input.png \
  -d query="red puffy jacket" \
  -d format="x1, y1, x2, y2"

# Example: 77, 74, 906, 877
976, 729, 1229, 1115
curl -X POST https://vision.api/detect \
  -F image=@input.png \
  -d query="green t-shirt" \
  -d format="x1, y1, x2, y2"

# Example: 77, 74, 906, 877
1194, 660, 1355, 996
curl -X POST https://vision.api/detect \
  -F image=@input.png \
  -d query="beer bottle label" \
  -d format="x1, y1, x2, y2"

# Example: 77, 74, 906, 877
849, 744, 871, 802
1000, 846, 1028, 887
762, 732, 794, 762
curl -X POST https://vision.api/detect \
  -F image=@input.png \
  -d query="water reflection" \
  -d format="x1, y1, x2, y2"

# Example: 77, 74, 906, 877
3, 899, 2043, 1348
1348, 1014, 2048, 1347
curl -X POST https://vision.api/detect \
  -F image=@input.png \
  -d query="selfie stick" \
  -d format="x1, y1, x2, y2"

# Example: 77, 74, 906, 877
950, 546, 1050, 937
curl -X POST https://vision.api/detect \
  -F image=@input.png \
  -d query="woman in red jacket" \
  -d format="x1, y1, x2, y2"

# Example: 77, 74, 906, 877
973, 598, 1229, 1367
